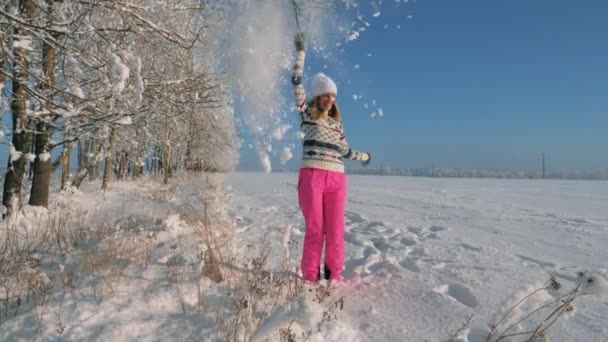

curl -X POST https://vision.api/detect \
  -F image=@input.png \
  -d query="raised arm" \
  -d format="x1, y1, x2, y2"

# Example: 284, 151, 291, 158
292, 32, 307, 112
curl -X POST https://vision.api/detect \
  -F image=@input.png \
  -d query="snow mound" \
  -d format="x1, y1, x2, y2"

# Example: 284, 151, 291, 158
251, 286, 360, 342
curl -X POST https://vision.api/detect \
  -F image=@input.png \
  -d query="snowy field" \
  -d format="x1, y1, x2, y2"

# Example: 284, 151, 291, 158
226, 172, 608, 341
1, 173, 607, 341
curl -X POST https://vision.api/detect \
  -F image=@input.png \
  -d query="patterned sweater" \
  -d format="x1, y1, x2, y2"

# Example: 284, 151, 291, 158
292, 50, 368, 173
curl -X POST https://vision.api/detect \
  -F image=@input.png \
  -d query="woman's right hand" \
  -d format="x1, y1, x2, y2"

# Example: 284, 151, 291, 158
295, 32, 305, 51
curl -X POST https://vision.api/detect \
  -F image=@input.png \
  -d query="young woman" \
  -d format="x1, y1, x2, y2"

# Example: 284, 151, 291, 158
292, 32, 371, 283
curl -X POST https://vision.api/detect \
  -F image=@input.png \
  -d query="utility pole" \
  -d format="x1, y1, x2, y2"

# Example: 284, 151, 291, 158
542, 152, 545, 179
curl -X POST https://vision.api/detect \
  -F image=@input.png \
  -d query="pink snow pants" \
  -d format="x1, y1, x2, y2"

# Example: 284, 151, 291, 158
298, 167, 346, 282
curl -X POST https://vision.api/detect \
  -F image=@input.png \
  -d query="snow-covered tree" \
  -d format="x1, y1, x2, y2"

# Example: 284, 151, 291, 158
0, 0, 237, 212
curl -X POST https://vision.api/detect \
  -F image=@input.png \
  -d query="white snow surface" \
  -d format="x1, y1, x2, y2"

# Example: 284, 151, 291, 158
225, 173, 608, 341
1, 176, 229, 341
2, 174, 607, 341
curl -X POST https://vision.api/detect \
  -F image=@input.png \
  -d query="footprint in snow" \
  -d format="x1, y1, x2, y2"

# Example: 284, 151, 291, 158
516, 254, 556, 269
399, 236, 417, 246
407, 226, 425, 235
345, 211, 366, 225
433, 283, 479, 308
399, 258, 421, 273
460, 243, 483, 253
370, 237, 393, 252
368, 221, 385, 228
429, 225, 448, 232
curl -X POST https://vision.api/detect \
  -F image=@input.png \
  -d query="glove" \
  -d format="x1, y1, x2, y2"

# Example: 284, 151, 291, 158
294, 32, 305, 51
362, 152, 371, 167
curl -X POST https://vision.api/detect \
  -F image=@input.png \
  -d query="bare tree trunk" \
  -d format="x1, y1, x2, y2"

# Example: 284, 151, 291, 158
163, 143, 172, 185
0, 29, 5, 87
27, 142, 35, 180
117, 152, 124, 180
162, 122, 173, 184
72, 146, 103, 189
29, 122, 53, 206
3, 0, 35, 215
60, 142, 72, 190
89, 139, 99, 181
154, 144, 162, 176
116, 150, 128, 180
101, 126, 116, 191
185, 138, 192, 171
30, 0, 58, 207
77, 138, 88, 174
173, 146, 180, 175
134, 127, 145, 178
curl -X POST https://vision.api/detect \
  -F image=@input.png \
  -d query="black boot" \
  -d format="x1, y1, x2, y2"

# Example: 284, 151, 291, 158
324, 264, 331, 280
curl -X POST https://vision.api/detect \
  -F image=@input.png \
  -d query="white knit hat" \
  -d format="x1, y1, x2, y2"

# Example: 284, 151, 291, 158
311, 73, 338, 98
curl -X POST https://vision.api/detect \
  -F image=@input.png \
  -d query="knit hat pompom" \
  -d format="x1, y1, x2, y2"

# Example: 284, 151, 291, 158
312, 73, 337, 98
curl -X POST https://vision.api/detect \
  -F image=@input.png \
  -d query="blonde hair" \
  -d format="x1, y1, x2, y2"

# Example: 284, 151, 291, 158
309, 96, 342, 123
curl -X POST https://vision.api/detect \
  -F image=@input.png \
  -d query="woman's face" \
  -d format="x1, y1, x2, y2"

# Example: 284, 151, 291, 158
317, 93, 336, 112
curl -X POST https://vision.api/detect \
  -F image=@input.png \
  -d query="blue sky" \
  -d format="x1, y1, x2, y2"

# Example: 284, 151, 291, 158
0, 0, 605, 174
238, 0, 608, 172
